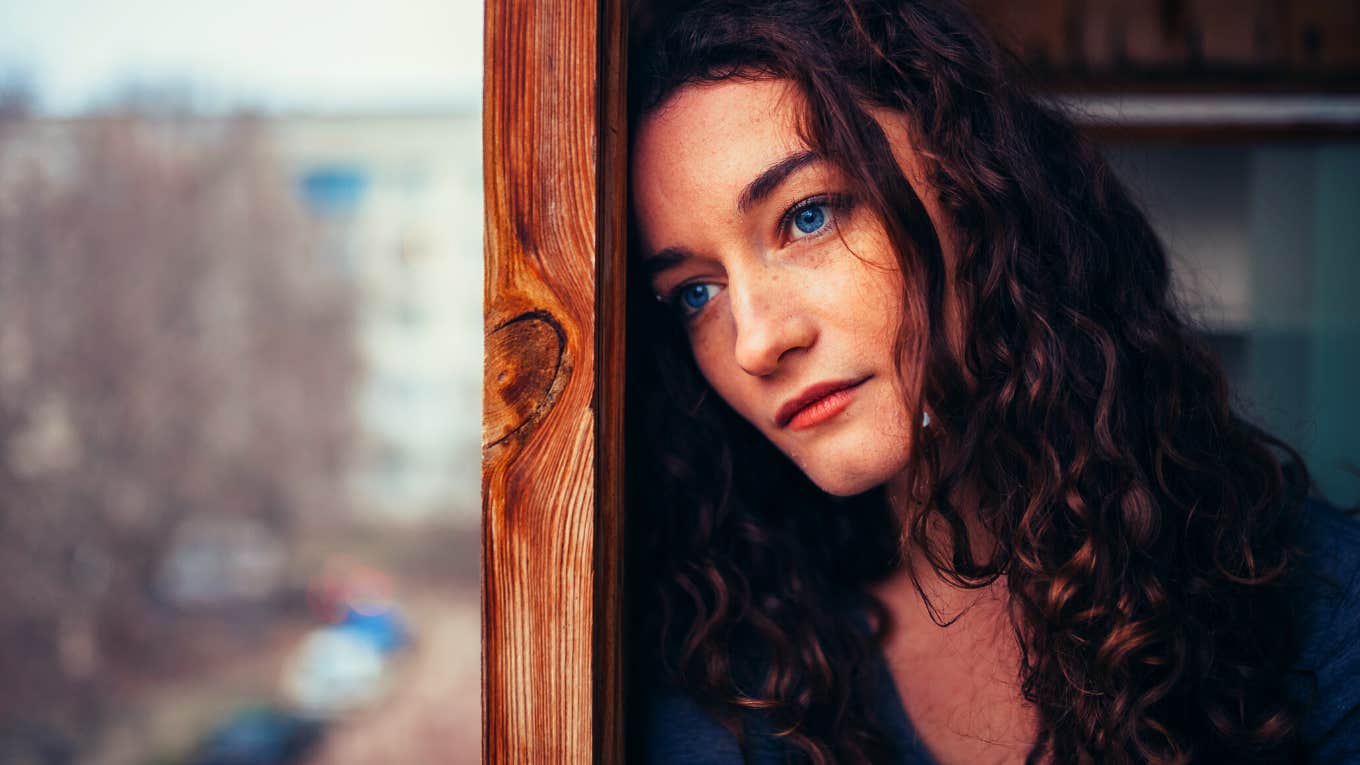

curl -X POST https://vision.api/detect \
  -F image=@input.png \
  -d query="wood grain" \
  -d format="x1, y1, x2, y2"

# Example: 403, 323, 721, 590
482, 0, 627, 760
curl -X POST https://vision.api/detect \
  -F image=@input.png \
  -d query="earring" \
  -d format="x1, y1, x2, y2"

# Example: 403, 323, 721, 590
922, 409, 931, 428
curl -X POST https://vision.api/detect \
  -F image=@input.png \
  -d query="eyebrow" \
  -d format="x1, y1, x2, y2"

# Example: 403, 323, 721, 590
643, 246, 693, 281
737, 150, 819, 213
643, 150, 822, 280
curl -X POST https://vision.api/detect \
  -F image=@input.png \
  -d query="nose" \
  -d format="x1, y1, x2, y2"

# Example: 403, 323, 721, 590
730, 272, 818, 377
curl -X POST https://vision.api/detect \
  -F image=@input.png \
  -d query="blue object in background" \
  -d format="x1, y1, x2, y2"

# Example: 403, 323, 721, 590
298, 166, 369, 217
338, 604, 410, 655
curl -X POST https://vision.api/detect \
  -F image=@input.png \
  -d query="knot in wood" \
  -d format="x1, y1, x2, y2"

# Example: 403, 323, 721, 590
484, 311, 567, 448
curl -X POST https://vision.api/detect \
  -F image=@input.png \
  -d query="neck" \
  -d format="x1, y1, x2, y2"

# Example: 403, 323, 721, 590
877, 467, 1005, 621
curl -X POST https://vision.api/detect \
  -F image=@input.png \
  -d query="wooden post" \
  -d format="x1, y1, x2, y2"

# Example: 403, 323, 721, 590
482, 0, 627, 760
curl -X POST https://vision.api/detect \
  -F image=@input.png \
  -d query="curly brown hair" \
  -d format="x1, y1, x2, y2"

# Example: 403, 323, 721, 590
626, 1, 1311, 762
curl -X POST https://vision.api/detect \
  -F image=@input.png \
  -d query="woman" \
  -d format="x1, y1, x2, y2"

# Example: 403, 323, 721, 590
625, 1, 1360, 763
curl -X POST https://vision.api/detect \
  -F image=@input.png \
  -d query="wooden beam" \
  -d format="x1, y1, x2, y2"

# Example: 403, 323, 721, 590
594, 0, 629, 759
482, 0, 626, 760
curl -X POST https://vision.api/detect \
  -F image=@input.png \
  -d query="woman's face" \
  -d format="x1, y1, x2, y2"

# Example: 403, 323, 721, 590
633, 78, 946, 497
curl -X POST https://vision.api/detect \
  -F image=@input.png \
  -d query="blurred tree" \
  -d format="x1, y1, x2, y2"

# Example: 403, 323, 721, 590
0, 108, 359, 745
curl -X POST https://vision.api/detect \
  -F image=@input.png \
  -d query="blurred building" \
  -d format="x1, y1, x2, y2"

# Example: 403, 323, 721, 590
0, 112, 484, 524
271, 115, 483, 522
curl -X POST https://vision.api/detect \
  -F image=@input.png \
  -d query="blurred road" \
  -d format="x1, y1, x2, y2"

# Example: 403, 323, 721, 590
306, 584, 480, 765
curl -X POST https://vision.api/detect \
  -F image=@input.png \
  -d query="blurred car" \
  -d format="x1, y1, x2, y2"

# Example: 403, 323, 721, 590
189, 706, 322, 765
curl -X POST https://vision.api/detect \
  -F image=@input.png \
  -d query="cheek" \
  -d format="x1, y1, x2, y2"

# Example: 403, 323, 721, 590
836, 237, 907, 343
870, 279, 907, 355
687, 315, 786, 439
686, 316, 744, 405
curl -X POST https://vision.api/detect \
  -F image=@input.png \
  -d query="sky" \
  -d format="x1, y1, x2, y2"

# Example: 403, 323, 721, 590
0, 0, 483, 115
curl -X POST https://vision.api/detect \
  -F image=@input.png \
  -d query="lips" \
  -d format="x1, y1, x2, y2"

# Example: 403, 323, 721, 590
775, 376, 871, 429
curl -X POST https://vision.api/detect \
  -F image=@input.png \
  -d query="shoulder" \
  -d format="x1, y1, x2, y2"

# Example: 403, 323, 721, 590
1288, 497, 1360, 759
644, 688, 744, 765
1290, 497, 1360, 656
1294, 497, 1360, 581
643, 686, 787, 765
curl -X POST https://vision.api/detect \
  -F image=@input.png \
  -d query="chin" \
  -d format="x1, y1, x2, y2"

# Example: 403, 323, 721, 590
772, 421, 914, 497
811, 475, 880, 498
801, 452, 909, 498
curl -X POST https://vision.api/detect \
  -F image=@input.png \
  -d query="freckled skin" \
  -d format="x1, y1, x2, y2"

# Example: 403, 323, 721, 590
632, 79, 926, 496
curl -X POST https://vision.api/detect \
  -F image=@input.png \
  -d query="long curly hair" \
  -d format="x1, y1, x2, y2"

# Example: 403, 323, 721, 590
626, 1, 1311, 762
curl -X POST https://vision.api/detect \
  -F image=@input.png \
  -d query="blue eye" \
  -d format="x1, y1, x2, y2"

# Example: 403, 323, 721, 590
675, 282, 720, 316
794, 205, 827, 234
785, 199, 841, 241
